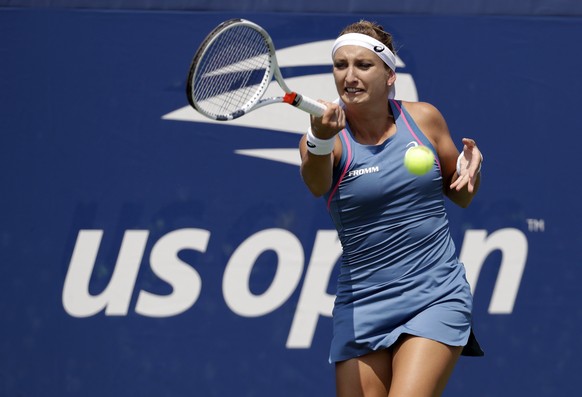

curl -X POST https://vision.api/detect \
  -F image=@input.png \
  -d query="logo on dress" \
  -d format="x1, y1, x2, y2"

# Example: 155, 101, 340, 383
405, 141, 419, 153
348, 166, 380, 177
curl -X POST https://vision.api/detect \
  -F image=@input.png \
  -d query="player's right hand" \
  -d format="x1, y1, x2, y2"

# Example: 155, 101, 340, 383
310, 100, 345, 140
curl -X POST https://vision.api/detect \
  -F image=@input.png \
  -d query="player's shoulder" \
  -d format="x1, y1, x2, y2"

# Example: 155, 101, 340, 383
400, 100, 444, 123
400, 100, 450, 143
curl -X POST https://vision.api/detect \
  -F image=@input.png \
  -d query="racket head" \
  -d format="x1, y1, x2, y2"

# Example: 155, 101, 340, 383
186, 19, 276, 121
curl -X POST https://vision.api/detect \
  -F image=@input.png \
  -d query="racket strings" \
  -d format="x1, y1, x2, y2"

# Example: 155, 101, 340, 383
192, 26, 271, 117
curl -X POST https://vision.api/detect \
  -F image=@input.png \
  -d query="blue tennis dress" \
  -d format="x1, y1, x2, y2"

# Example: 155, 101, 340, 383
324, 100, 479, 363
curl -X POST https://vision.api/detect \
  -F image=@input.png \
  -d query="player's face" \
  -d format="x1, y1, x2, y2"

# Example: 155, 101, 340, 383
333, 46, 394, 107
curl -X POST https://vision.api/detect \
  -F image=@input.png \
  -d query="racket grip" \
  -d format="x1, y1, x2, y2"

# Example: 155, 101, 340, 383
293, 94, 327, 117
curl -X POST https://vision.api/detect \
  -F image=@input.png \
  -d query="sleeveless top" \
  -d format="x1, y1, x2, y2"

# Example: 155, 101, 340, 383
324, 100, 482, 362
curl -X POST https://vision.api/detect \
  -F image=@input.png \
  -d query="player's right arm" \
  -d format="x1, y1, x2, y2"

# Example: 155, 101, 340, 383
299, 102, 345, 197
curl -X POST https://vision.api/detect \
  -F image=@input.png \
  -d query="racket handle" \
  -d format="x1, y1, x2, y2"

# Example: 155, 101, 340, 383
285, 93, 326, 117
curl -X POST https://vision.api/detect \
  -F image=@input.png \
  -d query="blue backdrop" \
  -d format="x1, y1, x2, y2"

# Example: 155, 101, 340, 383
1, 6, 581, 397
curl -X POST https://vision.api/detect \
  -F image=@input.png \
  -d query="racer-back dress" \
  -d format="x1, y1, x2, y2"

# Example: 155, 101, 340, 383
324, 100, 482, 362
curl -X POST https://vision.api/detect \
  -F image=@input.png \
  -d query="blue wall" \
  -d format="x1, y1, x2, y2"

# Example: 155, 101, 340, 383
4, 0, 582, 15
1, 6, 581, 397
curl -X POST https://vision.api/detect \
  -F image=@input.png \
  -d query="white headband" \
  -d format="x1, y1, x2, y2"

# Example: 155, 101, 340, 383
332, 33, 396, 72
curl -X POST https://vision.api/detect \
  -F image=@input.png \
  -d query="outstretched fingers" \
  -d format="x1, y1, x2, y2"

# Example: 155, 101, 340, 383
450, 138, 482, 193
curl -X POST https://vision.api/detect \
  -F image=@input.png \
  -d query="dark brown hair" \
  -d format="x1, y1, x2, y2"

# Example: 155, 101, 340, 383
339, 20, 396, 55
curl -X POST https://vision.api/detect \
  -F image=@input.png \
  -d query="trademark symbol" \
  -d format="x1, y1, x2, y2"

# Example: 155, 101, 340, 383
526, 218, 545, 232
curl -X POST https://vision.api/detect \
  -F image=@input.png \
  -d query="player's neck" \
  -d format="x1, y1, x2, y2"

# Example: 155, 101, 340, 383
347, 107, 395, 146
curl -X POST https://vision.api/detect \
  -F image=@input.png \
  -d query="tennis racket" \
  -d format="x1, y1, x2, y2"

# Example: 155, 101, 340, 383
186, 18, 327, 121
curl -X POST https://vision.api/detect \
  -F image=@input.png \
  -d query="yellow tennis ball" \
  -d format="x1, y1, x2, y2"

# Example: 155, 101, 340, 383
404, 146, 435, 175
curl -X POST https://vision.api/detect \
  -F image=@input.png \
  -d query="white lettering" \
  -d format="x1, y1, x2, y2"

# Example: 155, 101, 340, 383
348, 166, 380, 177
135, 228, 208, 317
63, 230, 148, 317
222, 228, 304, 317
287, 230, 341, 348
62, 226, 530, 349
459, 228, 528, 314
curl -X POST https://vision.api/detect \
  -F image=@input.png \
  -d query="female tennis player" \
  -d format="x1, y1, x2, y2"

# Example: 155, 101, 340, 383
299, 20, 484, 397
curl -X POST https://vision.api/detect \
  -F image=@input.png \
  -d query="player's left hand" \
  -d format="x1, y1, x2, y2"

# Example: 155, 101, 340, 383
450, 138, 482, 193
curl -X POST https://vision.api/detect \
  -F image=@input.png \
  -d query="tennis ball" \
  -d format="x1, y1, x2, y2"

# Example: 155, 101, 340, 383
404, 146, 434, 176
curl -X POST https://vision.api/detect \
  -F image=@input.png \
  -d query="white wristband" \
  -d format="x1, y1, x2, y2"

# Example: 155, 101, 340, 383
456, 152, 483, 175
306, 127, 335, 155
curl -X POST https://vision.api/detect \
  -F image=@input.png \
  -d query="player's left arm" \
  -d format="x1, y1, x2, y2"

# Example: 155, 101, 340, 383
406, 101, 481, 208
